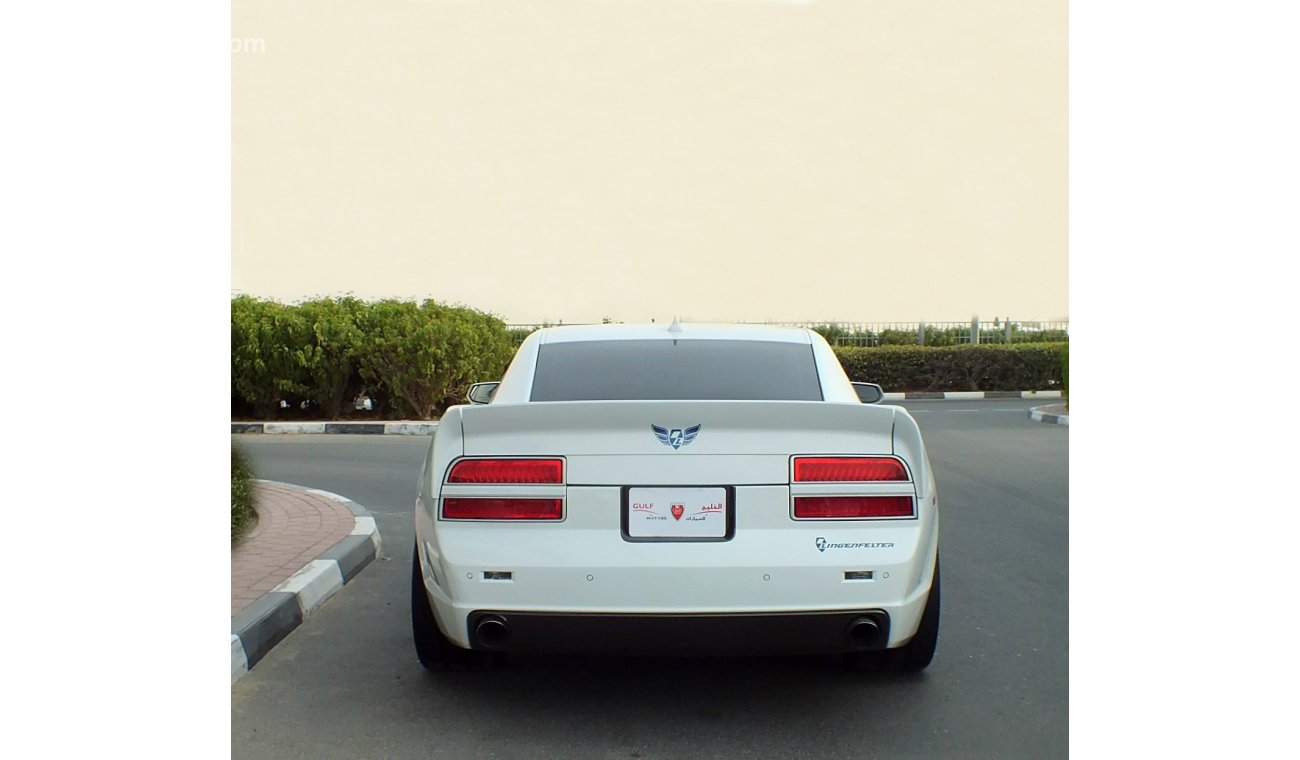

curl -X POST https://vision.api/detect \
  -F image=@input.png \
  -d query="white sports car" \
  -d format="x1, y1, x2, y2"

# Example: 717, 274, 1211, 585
412, 322, 940, 672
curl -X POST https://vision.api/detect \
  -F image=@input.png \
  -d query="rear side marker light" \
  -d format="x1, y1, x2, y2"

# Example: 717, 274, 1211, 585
794, 496, 914, 519
448, 459, 564, 484
793, 457, 907, 482
443, 498, 563, 520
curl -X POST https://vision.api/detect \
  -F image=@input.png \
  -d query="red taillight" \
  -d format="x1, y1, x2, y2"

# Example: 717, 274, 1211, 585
793, 457, 908, 482
442, 498, 563, 520
793, 496, 914, 519
448, 459, 564, 484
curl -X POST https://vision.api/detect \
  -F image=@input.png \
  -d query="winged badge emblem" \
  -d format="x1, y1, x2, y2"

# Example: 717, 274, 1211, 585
652, 424, 701, 450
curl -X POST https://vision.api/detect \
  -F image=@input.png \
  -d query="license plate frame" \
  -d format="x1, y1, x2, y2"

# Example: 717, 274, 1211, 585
621, 485, 736, 542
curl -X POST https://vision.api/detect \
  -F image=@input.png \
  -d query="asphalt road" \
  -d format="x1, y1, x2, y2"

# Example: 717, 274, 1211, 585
231, 399, 1068, 759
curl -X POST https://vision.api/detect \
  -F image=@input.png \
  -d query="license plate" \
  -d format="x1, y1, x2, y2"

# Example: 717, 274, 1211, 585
624, 487, 730, 540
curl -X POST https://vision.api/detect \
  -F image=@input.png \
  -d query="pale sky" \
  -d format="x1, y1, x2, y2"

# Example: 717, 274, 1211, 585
232, 0, 1067, 325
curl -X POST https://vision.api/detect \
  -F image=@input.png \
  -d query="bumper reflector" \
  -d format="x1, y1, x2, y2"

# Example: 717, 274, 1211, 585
443, 498, 563, 520
793, 495, 914, 519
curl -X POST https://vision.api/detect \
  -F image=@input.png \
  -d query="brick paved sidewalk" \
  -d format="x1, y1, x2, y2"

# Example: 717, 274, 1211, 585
231, 482, 356, 616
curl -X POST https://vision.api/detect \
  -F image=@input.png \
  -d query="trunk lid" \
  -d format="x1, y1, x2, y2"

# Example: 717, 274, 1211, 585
457, 400, 900, 485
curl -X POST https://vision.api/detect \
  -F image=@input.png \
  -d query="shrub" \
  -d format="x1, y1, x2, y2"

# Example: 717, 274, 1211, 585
1061, 343, 1069, 407
355, 300, 516, 419
916, 325, 967, 346
294, 297, 366, 419
834, 343, 1067, 392
810, 323, 877, 346
836, 345, 935, 389
232, 444, 255, 542
231, 297, 1064, 415
231, 296, 310, 419
354, 300, 441, 419
429, 305, 517, 412
810, 323, 847, 342
877, 329, 919, 346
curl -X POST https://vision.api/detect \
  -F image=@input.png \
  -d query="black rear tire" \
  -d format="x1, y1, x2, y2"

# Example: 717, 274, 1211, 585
411, 544, 478, 671
846, 557, 940, 674
881, 557, 940, 673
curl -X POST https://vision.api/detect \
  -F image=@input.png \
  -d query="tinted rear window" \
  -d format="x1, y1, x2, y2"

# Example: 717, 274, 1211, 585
530, 339, 823, 401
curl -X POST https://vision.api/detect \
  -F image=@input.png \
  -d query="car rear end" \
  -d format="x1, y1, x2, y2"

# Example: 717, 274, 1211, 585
412, 325, 939, 664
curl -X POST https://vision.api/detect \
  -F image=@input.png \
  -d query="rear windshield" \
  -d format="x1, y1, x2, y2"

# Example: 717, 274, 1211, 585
530, 339, 823, 401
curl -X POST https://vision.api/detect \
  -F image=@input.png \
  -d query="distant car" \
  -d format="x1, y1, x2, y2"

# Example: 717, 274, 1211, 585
412, 323, 940, 672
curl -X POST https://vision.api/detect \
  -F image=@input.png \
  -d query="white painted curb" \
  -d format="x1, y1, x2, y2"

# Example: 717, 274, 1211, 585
384, 422, 439, 435
232, 484, 383, 687
351, 515, 377, 537
231, 635, 248, 686
272, 560, 346, 616
1028, 405, 1070, 426
233, 421, 440, 435
263, 422, 327, 434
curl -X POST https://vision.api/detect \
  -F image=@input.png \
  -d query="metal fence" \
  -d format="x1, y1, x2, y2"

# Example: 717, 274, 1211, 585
506, 319, 1069, 347
755, 319, 1069, 347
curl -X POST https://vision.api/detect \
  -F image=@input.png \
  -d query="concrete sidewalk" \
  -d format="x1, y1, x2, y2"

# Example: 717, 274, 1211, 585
231, 481, 381, 685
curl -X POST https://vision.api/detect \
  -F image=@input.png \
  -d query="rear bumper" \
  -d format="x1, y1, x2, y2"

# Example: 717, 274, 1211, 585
414, 483, 940, 651
464, 609, 892, 655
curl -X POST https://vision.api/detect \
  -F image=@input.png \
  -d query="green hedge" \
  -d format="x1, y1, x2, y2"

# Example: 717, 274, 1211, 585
812, 323, 1068, 347
834, 343, 1067, 392
232, 297, 516, 420
231, 297, 310, 419
1061, 343, 1069, 406
233, 299, 1065, 417
354, 300, 516, 419
232, 444, 255, 542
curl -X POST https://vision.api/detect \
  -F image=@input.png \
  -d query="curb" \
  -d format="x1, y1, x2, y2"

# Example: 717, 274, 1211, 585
1028, 405, 1070, 426
231, 421, 439, 435
231, 483, 383, 686
230, 392, 1063, 435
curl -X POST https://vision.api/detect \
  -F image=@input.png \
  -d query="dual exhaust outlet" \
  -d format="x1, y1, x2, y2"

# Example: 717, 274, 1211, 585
471, 613, 884, 651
